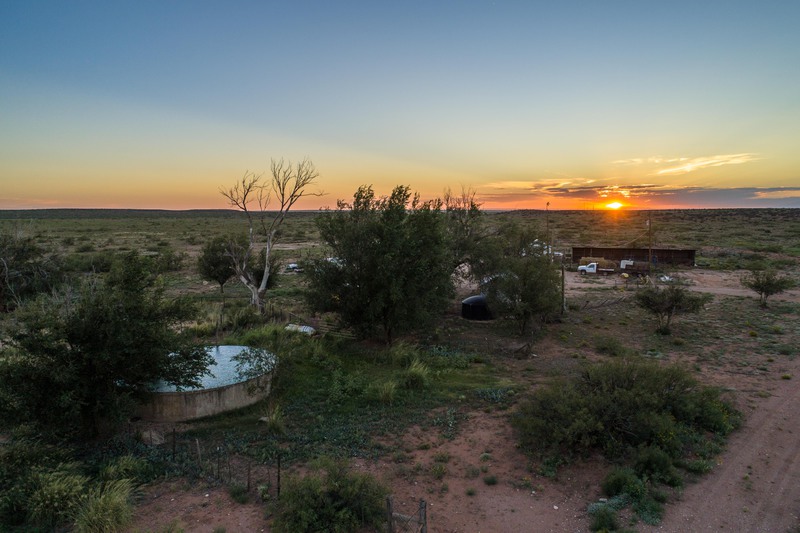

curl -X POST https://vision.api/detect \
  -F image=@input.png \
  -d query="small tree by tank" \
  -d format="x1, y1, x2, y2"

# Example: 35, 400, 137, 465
197, 236, 236, 296
741, 269, 796, 307
221, 158, 322, 313
634, 282, 712, 334
197, 235, 237, 335
473, 221, 561, 335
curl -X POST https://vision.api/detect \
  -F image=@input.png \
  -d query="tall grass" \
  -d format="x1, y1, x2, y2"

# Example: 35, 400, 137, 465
72, 479, 135, 533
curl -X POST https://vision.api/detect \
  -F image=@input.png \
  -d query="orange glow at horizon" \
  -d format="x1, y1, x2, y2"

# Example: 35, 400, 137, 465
606, 202, 624, 210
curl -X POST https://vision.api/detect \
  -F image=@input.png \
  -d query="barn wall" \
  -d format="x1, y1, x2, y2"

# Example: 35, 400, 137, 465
571, 247, 696, 266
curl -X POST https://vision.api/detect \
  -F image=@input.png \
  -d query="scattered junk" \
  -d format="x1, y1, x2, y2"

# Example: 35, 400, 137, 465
285, 263, 302, 272
461, 294, 493, 321
285, 323, 316, 335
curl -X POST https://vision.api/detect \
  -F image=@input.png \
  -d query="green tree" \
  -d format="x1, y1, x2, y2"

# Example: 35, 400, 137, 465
634, 282, 712, 334
473, 222, 561, 334
0, 229, 63, 312
0, 252, 212, 438
197, 236, 236, 295
741, 269, 796, 307
305, 185, 453, 344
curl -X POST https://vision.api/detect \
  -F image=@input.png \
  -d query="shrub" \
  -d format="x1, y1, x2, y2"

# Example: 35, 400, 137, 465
590, 505, 619, 532
228, 484, 249, 504
634, 283, 712, 334
72, 479, 134, 533
271, 458, 388, 533
633, 495, 664, 525
402, 358, 431, 390
601, 467, 640, 498
28, 468, 90, 529
0, 436, 71, 527
99, 454, 152, 482
388, 342, 422, 367
594, 335, 628, 356
260, 403, 285, 435
366, 380, 398, 405
634, 446, 675, 483
513, 359, 740, 462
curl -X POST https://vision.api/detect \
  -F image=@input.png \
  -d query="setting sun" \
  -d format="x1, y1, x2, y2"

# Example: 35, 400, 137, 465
606, 202, 623, 210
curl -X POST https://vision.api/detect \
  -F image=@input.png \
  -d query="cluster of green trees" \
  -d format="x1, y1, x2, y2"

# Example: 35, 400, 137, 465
0, 253, 211, 438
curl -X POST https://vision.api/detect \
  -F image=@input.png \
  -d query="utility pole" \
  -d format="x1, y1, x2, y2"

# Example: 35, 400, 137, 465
647, 211, 653, 273
546, 202, 551, 258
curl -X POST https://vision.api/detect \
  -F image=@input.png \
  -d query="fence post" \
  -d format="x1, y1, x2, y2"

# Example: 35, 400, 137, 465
419, 499, 427, 533
277, 453, 281, 498
246, 460, 251, 491
171, 427, 176, 461
386, 496, 394, 533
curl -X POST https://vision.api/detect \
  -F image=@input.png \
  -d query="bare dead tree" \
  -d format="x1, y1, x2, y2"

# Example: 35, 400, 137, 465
221, 158, 322, 312
443, 186, 484, 274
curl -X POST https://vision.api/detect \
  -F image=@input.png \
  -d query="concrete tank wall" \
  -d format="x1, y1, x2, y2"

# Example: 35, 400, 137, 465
135, 373, 272, 422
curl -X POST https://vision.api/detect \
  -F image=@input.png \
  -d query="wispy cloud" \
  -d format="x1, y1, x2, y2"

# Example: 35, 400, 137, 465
612, 153, 760, 176
751, 189, 800, 199
655, 153, 760, 175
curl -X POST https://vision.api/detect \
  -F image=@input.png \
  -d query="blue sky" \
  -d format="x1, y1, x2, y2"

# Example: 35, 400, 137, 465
2, 1, 799, 209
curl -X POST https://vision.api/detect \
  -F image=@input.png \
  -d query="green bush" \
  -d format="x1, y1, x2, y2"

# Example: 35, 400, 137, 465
633, 495, 664, 525
28, 468, 89, 529
72, 479, 134, 533
99, 454, 152, 482
388, 342, 422, 367
0, 435, 71, 527
228, 484, 249, 504
590, 505, 619, 532
634, 445, 675, 483
601, 467, 640, 498
402, 358, 431, 390
513, 359, 740, 462
271, 458, 388, 533
366, 379, 398, 404
63, 250, 117, 273
594, 335, 629, 357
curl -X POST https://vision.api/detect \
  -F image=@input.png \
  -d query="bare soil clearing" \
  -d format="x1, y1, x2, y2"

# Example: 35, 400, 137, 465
129, 269, 800, 533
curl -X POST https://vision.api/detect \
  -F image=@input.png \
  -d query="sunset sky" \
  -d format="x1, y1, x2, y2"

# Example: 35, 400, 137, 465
2, 1, 799, 210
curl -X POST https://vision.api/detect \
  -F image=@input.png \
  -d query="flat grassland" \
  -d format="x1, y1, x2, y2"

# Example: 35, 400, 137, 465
2, 208, 799, 532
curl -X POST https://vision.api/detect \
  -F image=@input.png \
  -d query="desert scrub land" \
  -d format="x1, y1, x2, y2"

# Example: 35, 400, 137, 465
1, 207, 798, 532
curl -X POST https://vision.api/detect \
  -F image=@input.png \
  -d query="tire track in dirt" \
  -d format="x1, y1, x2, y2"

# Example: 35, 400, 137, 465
643, 358, 800, 532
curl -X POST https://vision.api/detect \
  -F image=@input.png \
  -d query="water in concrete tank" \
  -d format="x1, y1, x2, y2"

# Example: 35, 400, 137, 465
151, 345, 275, 392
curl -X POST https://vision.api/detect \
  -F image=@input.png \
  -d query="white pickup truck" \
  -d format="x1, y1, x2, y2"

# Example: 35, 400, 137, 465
577, 262, 616, 275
